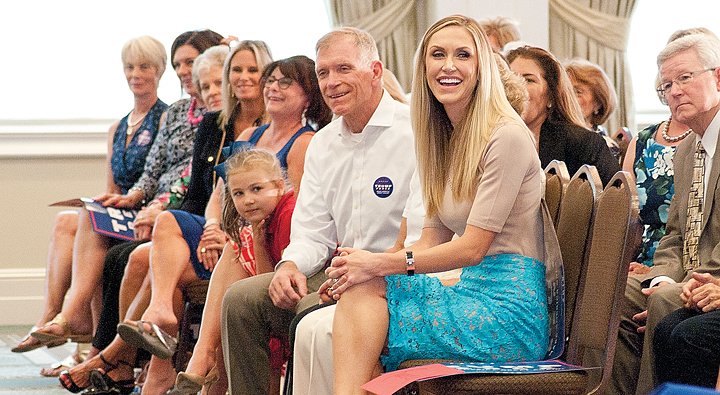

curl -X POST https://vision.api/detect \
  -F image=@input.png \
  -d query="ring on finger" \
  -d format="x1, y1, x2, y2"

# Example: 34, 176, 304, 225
201, 247, 207, 253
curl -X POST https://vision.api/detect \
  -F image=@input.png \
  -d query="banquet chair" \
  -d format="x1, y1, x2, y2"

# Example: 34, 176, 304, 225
557, 165, 602, 354
398, 171, 641, 395
544, 160, 571, 229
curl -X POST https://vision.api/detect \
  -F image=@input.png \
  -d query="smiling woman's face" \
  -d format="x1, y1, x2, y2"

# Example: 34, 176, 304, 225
424, 25, 478, 124
229, 50, 262, 101
263, 67, 308, 120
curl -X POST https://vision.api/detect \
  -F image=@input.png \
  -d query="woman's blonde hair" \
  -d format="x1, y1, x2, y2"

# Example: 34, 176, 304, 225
121, 35, 167, 79
382, 67, 408, 104
480, 17, 521, 50
220, 40, 273, 131
494, 52, 529, 116
221, 148, 284, 243
192, 46, 230, 96
412, 15, 528, 217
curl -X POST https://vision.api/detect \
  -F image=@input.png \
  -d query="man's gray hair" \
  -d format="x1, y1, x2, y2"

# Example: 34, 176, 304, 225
658, 33, 720, 70
316, 27, 379, 67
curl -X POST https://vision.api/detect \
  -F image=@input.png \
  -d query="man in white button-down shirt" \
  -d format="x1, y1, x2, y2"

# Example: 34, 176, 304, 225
220, 27, 420, 395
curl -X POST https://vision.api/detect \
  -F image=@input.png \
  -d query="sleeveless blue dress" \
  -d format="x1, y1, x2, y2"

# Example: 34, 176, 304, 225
111, 99, 168, 193
247, 123, 314, 168
176, 123, 314, 279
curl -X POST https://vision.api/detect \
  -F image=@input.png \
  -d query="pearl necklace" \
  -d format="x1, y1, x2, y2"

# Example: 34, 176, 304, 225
126, 109, 148, 135
662, 116, 693, 143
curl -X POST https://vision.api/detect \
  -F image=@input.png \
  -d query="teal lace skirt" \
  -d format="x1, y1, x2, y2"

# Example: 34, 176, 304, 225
382, 254, 548, 371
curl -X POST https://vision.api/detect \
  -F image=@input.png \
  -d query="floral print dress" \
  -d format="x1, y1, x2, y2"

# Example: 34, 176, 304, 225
633, 123, 676, 266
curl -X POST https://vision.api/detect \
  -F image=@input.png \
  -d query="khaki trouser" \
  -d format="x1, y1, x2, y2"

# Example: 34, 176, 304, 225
221, 270, 327, 395
607, 276, 684, 395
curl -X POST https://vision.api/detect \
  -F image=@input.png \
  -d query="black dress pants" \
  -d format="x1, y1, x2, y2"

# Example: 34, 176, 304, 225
653, 307, 720, 389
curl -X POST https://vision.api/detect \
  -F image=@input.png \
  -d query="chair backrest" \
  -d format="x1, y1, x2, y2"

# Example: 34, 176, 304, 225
544, 160, 571, 229
555, 165, 602, 350
566, 171, 642, 394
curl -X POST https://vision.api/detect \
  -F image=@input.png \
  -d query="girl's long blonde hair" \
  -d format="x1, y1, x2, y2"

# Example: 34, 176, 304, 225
412, 15, 528, 217
221, 148, 284, 244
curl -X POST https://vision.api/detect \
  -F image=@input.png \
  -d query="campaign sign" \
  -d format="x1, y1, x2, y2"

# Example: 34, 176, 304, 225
51, 198, 138, 241
83, 198, 138, 241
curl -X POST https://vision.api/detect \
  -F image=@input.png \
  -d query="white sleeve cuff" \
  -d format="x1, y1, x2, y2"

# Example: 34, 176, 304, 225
649, 276, 676, 288
274, 260, 288, 271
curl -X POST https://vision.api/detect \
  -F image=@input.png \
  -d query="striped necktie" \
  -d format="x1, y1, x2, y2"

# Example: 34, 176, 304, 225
683, 141, 705, 271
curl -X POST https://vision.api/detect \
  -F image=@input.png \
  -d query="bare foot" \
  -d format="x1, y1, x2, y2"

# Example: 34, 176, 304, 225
138, 307, 179, 335
141, 358, 176, 395
183, 346, 215, 377
41, 352, 82, 377
60, 353, 116, 389
11, 334, 44, 353
32, 314, 92, 343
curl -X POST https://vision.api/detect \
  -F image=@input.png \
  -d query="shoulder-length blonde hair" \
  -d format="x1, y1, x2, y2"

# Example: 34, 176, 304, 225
220, 40, 273, 131
412, 15, 528, 218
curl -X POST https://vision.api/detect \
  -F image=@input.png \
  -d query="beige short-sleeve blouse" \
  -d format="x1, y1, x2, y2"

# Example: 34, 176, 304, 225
424, 121, 545, 262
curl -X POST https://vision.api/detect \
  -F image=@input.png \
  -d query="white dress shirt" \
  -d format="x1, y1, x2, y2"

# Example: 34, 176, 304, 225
280, 90, 419, 277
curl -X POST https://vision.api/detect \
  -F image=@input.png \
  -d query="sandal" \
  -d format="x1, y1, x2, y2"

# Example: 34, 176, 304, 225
31, 314, 93, 345
41, 353, 82, 377
117, 320, 177, 359
166, 366, 219, 395
12, 325, 66, 353
80, 369, 135, 395
59, 352, 132, 393
59, 369, 86, 393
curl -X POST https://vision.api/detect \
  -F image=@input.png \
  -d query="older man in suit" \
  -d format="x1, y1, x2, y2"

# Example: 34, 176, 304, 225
609, 32, 720, 395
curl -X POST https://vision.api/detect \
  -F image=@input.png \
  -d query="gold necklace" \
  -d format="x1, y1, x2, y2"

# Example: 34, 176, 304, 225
126, 109, 148, 135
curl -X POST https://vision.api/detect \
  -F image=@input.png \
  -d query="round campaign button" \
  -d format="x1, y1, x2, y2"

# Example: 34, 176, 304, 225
373, 177, 393, 198
137, 130, 153, 146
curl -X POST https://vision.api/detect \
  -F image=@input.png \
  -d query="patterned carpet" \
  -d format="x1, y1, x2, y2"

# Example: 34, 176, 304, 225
0, 325, 79, 395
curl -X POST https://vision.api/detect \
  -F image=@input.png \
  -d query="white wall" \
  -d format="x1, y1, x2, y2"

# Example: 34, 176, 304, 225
0, 152, 106, 325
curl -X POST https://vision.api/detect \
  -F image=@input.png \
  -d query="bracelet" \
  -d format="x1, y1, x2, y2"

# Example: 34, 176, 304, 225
405, 251, 415, 276
204, 218, 221, 229
129, 187, 146, 205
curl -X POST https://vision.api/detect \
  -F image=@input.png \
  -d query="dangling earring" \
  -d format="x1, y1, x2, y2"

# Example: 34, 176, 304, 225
301, 107, 308, 126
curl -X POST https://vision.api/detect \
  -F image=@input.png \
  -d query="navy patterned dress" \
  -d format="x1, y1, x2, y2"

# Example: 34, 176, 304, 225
110, 99, 168, 193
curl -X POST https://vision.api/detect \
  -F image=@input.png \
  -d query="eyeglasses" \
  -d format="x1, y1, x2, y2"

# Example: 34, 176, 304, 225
656, 68, 716, 104
263, 76, 294, 89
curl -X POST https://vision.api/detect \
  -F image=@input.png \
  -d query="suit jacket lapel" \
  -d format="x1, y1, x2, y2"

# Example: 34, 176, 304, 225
702, 131, 720, 230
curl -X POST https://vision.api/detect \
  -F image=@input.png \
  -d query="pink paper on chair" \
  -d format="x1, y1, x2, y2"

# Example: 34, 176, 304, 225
361, 364, 464, 395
